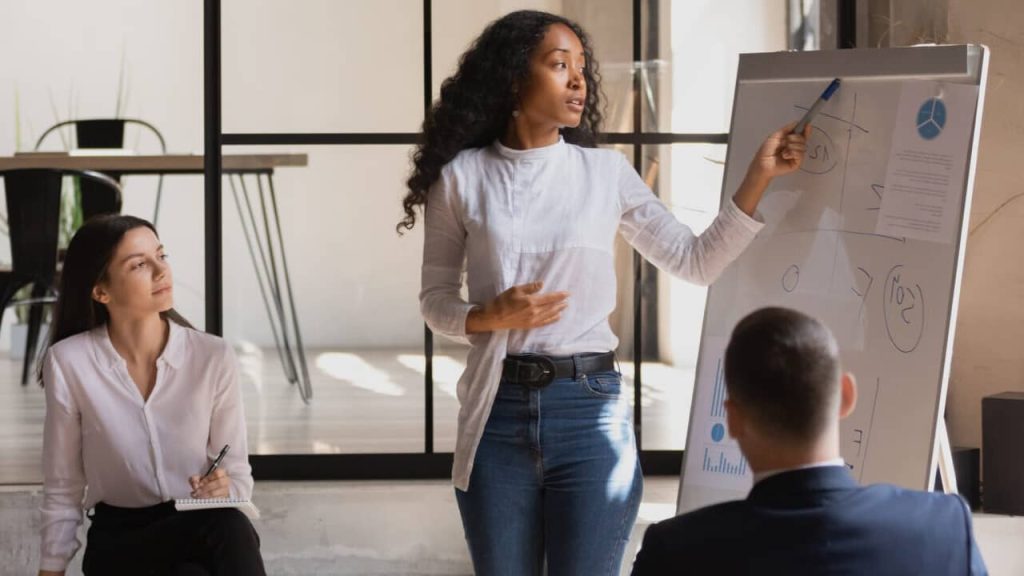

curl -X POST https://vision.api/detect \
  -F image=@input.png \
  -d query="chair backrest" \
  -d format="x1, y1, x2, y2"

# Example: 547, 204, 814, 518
34, 118, 167, 153
0, 169, 123, 279
34, 119, 165, 220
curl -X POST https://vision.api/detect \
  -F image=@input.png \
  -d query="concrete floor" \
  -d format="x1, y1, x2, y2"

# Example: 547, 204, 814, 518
2, 477, 680, 575
3, 477, 1023, 575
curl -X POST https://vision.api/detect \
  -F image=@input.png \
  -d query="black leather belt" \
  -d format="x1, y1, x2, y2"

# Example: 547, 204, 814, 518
501, 351, 616, 388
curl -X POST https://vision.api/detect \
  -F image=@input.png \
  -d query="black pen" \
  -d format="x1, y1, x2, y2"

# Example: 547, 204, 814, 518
202, 444, 230, 479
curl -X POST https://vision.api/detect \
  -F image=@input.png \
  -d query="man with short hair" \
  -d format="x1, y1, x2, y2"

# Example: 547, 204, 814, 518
632, 307, 986, 575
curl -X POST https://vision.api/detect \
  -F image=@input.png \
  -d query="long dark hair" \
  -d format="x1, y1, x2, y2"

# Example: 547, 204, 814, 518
398, 10, 604, 233
44, 215, 191, 370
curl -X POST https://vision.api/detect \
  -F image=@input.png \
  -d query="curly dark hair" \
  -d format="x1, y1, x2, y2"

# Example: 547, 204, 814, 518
398, 10, 604, 233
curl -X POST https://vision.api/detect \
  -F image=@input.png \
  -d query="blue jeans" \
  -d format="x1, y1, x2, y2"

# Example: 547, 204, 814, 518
456, 366, 643, 576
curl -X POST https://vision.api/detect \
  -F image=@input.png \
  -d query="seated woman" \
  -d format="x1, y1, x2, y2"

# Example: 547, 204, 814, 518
38, 215, 266, 576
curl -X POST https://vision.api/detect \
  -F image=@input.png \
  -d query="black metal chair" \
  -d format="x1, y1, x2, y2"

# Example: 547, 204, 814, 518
0, 169, 123, 384
35, 118, 167, 224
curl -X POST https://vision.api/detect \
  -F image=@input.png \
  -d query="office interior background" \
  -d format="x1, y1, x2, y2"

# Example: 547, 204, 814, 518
2, 0, 1024, 574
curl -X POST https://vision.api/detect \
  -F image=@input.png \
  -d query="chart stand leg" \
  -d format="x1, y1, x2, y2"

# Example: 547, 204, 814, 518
934, 419, 958, 495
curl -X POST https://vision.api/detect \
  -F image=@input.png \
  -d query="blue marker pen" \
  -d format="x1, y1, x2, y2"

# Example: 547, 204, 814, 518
794, 78, 841, 133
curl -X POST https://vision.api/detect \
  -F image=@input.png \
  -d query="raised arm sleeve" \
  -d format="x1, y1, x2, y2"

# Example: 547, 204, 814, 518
617, 154, 763, 286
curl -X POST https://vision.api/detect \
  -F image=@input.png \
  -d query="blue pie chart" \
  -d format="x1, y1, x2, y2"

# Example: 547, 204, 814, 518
711, 423, 725, 442
916, 98, 946, 140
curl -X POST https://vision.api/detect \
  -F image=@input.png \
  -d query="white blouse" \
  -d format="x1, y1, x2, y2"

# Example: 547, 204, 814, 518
420, 137, 764, 491
39, 320, 253, 572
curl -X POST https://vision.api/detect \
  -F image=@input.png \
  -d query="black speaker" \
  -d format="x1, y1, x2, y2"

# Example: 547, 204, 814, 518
982, 392, 1024, 514
933, 447, 980, 510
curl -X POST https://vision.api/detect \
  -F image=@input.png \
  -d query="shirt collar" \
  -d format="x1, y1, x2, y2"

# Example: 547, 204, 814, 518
91, 318, 185, 370
492, 135, 565, 161
752, 458, 846, 485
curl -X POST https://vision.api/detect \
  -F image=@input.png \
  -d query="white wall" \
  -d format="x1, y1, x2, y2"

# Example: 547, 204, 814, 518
945, 0, 1024, 451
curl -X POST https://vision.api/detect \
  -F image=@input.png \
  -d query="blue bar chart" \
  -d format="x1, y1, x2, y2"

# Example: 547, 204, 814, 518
683, 339, 753, 492
702, 446, 749, 476
711, 358, 726, 418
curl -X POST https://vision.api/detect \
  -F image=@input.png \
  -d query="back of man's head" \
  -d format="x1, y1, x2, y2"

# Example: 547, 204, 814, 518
724, 307, 841, 444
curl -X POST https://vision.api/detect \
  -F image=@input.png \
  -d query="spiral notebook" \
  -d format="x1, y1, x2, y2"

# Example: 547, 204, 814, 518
174, 498, 260, 521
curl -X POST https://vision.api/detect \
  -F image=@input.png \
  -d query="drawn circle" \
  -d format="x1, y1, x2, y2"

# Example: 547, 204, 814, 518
882, 265, 925, 353
798, 125, 839, 175
916, 98, 946, 140
711, 423, 725, 443
782, 265, 800, 293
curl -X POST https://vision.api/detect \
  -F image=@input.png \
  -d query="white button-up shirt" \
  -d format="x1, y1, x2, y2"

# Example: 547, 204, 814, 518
420, 137, 764, 490
39, 320, 253, 572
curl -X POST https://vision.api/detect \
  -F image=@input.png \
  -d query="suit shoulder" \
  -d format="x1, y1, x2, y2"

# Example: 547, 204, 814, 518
856, 483, 971, 531
862, 483, 965, 508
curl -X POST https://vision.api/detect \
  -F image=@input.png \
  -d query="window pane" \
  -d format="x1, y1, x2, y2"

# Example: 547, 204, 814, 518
222, 145, 425, 454
652, 0, 788, 134
641, 143, 726, 450
223, 0, 424, 133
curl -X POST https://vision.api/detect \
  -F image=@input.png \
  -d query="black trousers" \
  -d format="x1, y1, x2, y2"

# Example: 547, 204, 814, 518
82, 501, 266, 576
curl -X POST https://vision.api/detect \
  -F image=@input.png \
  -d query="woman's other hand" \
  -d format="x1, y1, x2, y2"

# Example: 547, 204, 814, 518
466, 282, 569, 333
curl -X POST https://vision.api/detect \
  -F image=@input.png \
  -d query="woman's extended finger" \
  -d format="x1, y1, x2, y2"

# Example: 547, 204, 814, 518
531, 291, 570, 306
535, 311, 564, 327
535, 301, 569, 315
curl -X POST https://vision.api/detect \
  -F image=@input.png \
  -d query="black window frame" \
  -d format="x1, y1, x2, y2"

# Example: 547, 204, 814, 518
203, 0, 852, 480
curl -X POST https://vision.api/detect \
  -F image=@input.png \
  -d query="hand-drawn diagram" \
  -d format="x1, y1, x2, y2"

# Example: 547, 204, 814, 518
868, 184, 884, 211
689, 75, 975, 508
771, 91, 909, 318
851, 266, 873, 317
781, 264, 800, 292
799, 125, 839, 175
883, 265, 925, 353
842, 376, 882, 480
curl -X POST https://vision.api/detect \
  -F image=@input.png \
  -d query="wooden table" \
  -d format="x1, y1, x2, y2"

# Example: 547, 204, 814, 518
0, 152, 307, 174
0, 152, 313, 402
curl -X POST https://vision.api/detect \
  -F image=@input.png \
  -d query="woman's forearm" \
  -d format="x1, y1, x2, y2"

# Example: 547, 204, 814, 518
465, 306, 491, 334
732, 164, 772, 217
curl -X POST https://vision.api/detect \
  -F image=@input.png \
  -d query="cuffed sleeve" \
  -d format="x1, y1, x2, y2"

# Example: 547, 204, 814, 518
420, 165, 477, 340
210, 343, 253, 501
39, 352, 86, 572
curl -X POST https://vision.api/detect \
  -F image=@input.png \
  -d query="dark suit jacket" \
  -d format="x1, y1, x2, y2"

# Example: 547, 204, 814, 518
632, 466, 987, 575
